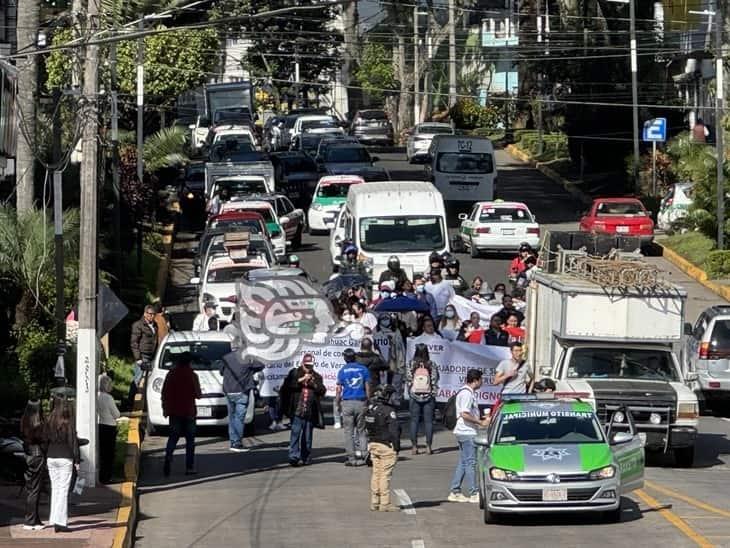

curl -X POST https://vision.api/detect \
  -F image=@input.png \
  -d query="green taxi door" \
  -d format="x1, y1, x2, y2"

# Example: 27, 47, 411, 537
607, 409, 645, 494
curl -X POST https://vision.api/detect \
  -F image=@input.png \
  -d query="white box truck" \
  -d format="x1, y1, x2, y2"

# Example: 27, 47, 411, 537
526, 268, 700, 466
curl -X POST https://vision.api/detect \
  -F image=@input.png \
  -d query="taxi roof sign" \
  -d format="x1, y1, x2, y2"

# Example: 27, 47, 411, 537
224, 230, 251, 261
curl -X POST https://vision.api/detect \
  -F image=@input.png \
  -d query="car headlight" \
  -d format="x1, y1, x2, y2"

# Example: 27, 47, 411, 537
311, 203, 323, 211
677, 402, 699, 419
186, 192, 195, 200
489, 467, 518, 481
589, 465, 616, 480
152, 377, 164, 393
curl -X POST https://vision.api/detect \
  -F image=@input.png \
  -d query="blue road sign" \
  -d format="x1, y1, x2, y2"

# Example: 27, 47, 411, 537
643, 118, 667, 142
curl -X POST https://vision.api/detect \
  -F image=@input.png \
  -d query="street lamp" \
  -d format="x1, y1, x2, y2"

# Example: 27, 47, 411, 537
608, 0, 640, 193
413, 7, 429, 125
689, 7, 724, 249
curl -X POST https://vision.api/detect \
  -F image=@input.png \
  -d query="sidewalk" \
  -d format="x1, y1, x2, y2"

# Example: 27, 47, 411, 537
0, 482, 122, 547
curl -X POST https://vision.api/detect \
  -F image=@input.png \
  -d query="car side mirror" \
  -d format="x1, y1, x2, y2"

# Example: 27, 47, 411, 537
458, 213, 468, 221
684, 322, 693, 336
685, 371, 699, 382
189, 277, 201, 285
474, 436, 489, 447
610, 432, 634, 445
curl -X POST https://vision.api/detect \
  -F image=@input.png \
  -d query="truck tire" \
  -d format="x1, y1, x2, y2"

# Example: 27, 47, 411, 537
603, 502, 622, 523
674, 446, 695, 468
470, 237, 480, 258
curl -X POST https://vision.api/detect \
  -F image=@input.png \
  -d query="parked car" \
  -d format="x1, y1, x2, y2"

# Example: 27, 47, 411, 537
458, 200, 540, 257
657, 182, 693, 231
579, 198, 654, 241
217, 199, 287, 256
179, 162, 206, 216
349, 109, 394, 146
406, 122, 454, 163
290, 115, 343, 149
270, 151, 320, 207
684, 305, 730, 413
308, 175, 365, 234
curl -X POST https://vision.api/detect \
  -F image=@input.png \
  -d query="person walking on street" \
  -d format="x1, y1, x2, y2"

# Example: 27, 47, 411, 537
192, 301, 220, 331
44, 397, 80, 532
280, 353, 327, 466
162, 353, 202, 475
375, 314, 406, 405
129, 305, 158, 409
20, 400, 45, 530
448, 369, 489, 503
406, 344, 439, 455
494, 342, 533, 395
98, 374, 121, 484
152, 302, 170, 345
365, 384, 401, 512
358, 337, 388, 389
220, 338, 263, 452
336, 348, 371, 466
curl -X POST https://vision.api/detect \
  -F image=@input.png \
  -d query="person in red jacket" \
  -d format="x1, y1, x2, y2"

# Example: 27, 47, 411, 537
161, 352, 202, 476
508, 243, 533, 283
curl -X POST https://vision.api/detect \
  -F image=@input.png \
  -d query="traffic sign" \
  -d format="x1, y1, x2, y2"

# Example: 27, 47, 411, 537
643, 118, 667, 142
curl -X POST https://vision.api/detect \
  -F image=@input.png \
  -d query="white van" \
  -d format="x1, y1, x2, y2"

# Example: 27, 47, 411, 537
425, 135, 497, 203
333, 181, 449, 280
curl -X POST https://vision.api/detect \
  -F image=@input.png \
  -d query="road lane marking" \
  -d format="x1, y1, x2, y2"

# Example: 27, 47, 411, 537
635, 489, 713, 548
411, 541, 426, 548
394, 489, 417, 515
645, 480, 730, 519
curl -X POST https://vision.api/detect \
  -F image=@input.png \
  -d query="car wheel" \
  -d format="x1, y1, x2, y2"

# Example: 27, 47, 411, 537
674, 446, 695, 468
470, 237, 480, 258
603, 502, 622, 523
479, 487, 485, 509
483, 499, 496, 524
293, 226, 303, 249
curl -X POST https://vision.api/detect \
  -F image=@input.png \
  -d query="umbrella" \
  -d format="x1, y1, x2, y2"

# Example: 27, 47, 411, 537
374, 295, 430, 313
321, 273, 370, 300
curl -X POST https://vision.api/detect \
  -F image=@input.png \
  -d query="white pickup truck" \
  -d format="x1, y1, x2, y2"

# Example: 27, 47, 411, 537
527, 266, 699, 467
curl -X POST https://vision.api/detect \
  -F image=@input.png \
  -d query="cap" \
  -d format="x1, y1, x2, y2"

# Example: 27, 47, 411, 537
379, 280, 396, 291
301, 353, 315, 366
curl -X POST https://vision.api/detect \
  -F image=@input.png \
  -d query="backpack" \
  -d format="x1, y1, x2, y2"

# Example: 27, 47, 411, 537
443, 388, 469, 430
412, 366, 431, 394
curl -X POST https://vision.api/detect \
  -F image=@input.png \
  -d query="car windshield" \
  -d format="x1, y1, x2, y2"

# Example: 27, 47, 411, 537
214, 134, 253, 146
419, 125, 453, 135
213, 107, 252, 124
208, 142, 257, 162
709, 319, 730, 352
479, 207, 532, 222
566, 348, 680, 381
596, 202, 647, 216
437, 152, 493, 174
359, 110, 387, 120
159, 341, 231, 370
216, 179, 267, 195
317, 184, 354, 198
496, 410, 605, 445
207, 240, 271, 262
209, 219, 262, 233
241, 208, 275, 223
359, 216, 445, 252
325, 147, 371, 163
302, 119, 338, 131
207, 265, 261, 283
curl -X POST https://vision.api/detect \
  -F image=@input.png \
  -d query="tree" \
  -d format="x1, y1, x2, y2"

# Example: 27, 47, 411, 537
355, 42, 398, 104
143, 125, 189, 173
16, 0, 41, 211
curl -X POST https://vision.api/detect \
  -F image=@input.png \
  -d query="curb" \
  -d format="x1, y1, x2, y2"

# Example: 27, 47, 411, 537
112, 383, 145, 548
505, 144, 592, 207
656, 242, 730, 302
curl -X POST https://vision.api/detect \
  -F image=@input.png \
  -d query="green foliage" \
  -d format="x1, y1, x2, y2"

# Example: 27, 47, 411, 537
143, 126, 189, 173
104, 355, 134, 404
629, 150, 677, 197
113, 420, 130, 480
355, 42, 397, 103
514, 130, 569, 162
450, 99, 500, 130
0, 358, 29, 417
705, 251, 730, 279
662, 231, 716, 270
15, 323, 56, 399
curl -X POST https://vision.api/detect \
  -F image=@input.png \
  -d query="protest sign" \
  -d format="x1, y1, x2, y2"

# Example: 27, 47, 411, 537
449, 295, 501, 326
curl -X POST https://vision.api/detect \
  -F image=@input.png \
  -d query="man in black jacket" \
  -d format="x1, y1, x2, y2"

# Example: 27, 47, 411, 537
128, 305, 158, 409
364, 384, 401, 512
358, 337, 388, 390
220, 338, 264, 452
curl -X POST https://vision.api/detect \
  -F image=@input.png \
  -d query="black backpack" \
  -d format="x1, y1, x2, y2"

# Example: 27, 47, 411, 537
442, 388, 468, 430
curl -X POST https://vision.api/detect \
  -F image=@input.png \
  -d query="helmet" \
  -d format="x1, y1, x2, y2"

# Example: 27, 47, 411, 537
344, 244, 358, 256
373, 384, 396, 403
429, 251, 443, 265
446, 257, 460, 269
519, 242, 532, 253
387, 255, 400, 271
342, 348, 357, 362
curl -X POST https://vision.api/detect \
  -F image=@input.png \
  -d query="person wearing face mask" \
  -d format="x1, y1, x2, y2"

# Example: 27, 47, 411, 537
375, 314, 406, 405
488, 283, 507, 305
378, 255, 409, 290
413, 274, 438, 321
352, 300, 378, 332
444, 258, 468, 296
371, 280, 396, 309
463, 276, 490, 302
438, 304, 462, 341
425, 269, 455, 322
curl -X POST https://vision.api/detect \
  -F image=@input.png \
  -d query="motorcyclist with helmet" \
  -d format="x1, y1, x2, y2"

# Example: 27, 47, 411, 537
428, 251, 445, 276
444, 258, 468, 296
338, 242, 368, 276
378, 255, 409, 290
364, 384, 401, 512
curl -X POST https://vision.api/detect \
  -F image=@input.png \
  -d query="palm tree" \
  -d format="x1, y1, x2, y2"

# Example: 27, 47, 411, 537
143, 126, 189, 173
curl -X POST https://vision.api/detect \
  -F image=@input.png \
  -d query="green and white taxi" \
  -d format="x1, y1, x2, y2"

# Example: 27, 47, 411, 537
477, 395, 644, 523
307, 175, 364, 234
458, 200, 540, 257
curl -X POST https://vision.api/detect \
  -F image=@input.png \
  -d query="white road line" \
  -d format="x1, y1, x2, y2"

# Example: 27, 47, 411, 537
411, 540, 426, 548
394, 488, 417, 515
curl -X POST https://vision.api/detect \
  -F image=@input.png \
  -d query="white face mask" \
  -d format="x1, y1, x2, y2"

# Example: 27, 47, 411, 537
445, 309, 455, 319
494, 291, 504, 300
380, 291, 390, 300
415, 285, 425, 293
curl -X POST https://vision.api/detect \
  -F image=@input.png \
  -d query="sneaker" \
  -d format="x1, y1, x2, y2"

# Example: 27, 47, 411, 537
230, 445, 249, 453
269, 421, 280, 431
289, 459, 301, 467
23, 524, 44, 531
447, 492, 469, 503
467, 494, 480, 504
275, 422, 288, 431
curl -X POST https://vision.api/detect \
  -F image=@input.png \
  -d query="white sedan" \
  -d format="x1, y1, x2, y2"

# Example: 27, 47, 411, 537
307, 175, 364, 234
458, 200, 540, 256
406, 122, 454, 163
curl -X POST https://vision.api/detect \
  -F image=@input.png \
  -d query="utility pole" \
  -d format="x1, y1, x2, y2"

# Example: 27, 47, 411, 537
536, 0, 544, 156
715, 2, 724, 250
77, 0, 100, 488
136, 17, 145, 276
414, 4, 420, 125
448, 0, 457, 107
629, 0, 640, 193
15, 0, 40, 211
110, 41, 122, 283
52, 89, 65, 384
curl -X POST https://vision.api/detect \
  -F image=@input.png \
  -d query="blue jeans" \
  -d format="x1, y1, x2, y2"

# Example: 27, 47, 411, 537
449, 435, 477, 496
165, 416, 196, 470
409, 397, 435, 447
289, 416, 314, 463
226, 392, 249, 448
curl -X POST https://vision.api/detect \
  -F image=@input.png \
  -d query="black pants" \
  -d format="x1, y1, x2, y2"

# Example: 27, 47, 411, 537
24, 454, 44, 526
98, 424, 118, 484
165, 416, 196, 470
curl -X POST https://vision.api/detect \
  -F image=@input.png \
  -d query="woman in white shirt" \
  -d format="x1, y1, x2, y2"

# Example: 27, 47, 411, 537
98, 374, 121, 484
438, 304, 462, 341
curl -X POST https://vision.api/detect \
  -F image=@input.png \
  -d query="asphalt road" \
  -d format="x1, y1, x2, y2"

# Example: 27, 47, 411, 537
136, 150, 730, 548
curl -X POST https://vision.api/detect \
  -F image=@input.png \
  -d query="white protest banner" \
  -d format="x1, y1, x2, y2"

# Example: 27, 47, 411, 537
406, 335, 510, 404
258, 334, 362, 397
449, 295, 501, 326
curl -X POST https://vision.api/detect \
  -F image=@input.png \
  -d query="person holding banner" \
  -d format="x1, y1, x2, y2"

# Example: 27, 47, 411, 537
494, 342, 533, 395
336, 348, 372, 466
405, 344, 439, 455
484, 314, 509, 347
502, 313, 525, 344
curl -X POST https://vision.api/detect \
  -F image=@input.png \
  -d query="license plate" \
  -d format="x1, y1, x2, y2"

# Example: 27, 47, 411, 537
368, 122, 381, 127
542, 488, 567, 501
502, 228, 515, 235
616, 225, 630, 233
197, 406, 212, 418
